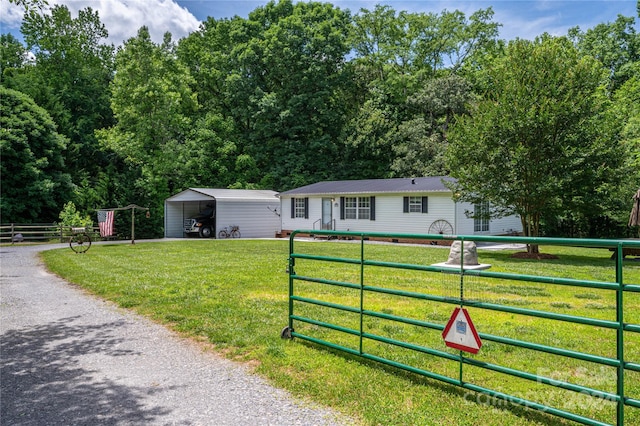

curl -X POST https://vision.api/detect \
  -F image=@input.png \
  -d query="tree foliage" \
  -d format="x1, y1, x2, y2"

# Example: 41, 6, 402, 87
233, 0, 353, 189
446, 36, 627, 247
0, 86, 73, 222
0, 34, 28, 76
96, 27, 201, 232
4, 5, 116, 220
1, 0, 636, 239
569, 14, 640, 90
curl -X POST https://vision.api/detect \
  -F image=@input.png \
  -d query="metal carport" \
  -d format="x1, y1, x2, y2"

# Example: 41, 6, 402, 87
164, 188, 281, 238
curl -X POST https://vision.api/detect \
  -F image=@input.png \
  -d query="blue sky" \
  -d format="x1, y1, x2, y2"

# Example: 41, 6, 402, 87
1, 0, 638, 45
174, 1, 638, 40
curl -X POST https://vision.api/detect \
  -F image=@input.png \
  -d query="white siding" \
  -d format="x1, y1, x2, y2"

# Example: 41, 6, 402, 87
165, 189, 280, 238
490, 215, 522, 235
281, 194, 456, 234
281, 194, 522, 236
216, 200, 281, 238
280, 197, 317, 231
456, 201, 522, 236
164, 202, 183, 238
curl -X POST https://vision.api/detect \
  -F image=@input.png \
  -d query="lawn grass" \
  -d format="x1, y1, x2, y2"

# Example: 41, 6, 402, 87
41, 239, 640, 426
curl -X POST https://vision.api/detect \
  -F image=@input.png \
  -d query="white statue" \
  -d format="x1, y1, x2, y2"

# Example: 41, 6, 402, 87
446, 241, 479, 265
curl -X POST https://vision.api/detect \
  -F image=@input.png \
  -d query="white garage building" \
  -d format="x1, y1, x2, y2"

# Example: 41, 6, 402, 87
164, 188, 281, 238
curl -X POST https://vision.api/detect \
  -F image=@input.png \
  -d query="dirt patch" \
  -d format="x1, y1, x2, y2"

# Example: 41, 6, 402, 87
511, 252, 559, 260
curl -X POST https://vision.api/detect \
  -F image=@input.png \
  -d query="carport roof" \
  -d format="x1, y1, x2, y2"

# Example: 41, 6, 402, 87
279, 176, 456, 196
166, 188, 278, 202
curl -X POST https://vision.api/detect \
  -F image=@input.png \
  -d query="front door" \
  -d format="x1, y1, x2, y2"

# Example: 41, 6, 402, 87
322, 198, 333, 230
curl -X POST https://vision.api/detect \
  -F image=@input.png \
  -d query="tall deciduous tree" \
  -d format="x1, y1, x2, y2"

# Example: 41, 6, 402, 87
177, 17, 254, 188
19, 5, 115, 166
446, 36, 626, 250
0, 86, 73, 222
345, 5, 498, 179
610, 65, 640, 232
0, 34, 28, 77
229, 0, 353, 190
98, 27, 201, 231
392, 74, 472, 177
569, 14, 639, 90
12, 5, 115, 217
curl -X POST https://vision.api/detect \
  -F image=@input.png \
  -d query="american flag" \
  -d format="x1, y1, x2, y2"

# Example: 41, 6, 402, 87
98, 210, 114, 237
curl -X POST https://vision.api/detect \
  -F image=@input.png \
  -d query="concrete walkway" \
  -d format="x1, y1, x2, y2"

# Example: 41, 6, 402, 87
0, 243, 349, 425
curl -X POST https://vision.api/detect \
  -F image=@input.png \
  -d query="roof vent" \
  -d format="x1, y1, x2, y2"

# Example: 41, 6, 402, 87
411, 178, 415, 184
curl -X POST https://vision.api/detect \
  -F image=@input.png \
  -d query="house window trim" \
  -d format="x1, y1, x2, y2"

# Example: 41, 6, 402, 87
340, 196, 375, 221
474, 200, 490, 233
291, 197, 309, 219
403, 196, 428, 213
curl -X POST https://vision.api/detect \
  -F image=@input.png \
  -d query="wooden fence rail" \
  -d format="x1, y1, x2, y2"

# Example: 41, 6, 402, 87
0, 223, 111, 244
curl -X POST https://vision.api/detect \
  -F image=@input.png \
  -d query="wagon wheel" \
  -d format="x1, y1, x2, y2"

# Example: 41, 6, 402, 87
428, 219, 454, 236
69, 232, 91, 253
280, 326, 294, 339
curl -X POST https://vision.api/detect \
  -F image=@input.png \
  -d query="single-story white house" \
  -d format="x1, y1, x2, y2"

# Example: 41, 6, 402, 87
164, 188, 281, 238
278, 177, 522, 237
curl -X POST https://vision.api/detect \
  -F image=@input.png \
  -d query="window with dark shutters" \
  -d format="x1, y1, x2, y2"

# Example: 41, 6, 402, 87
292, 198, 308, 219
404, 196, 428, 213
370, 196, 375, 220
340, 197, 345, 220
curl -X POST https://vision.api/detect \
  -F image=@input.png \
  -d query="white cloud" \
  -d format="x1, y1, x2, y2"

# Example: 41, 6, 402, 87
0, 1, 25, 29
0, 0, 202, 45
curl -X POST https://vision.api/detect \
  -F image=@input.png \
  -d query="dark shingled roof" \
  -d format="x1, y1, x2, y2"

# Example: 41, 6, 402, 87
279, 176, 456, 196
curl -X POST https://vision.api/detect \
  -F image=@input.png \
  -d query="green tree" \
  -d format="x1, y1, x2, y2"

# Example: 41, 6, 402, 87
10, 5, 115, 217
569, 14, 639, 90
177, 16, 242, 118
340, 89, 398, 179
181, 112, 240, 188
392, 74, 472, 177
7, 0, 48, 11
0, 34, 28, 78
98, 28, 198, 233
350, 6, 498, 91
610, 66, 640, 233
345, 6, 499, 180
228, 0, 353, 190
177, 17, 253, 188
446, 36, 626, 251
57, 201, 92, 227
0, 86, 73, 222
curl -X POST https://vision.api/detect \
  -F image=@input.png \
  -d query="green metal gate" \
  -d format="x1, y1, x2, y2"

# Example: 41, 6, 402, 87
283, 230, 640, 426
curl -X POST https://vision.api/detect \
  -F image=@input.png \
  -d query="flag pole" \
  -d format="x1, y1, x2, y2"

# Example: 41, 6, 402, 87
96, 204, 150, 244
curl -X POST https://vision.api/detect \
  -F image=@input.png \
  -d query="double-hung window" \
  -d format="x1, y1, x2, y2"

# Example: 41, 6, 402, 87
403, 196, 428, 213
474, 201, 490, 232
291, 197, 309, 219
341, 196, 375, 220
358, 197, 370, 220
344, 197, 357, 219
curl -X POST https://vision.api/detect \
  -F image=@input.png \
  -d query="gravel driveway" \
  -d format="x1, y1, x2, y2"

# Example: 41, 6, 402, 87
0, 243, 350, 425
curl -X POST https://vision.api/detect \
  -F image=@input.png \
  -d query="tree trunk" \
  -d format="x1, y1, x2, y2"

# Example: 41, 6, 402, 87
522, 212, 541, 254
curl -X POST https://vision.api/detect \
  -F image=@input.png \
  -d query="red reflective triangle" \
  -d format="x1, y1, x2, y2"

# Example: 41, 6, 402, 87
442, 307, 482, 354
